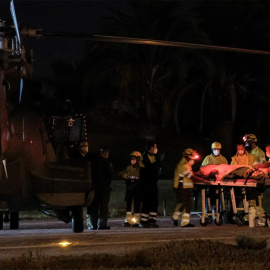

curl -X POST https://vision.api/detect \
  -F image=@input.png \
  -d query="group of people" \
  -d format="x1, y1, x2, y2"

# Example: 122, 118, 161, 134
75, 133, 269, 229
172, 133, 269, 227
74, 140, 161, 229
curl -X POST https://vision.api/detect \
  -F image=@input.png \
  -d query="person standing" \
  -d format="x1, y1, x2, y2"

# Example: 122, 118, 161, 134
172, 148, 210, 227
243, 134, 266, 164
120, 151, 142, 227
87, 146, 112, 230
243, 134, 267, 223
139, 141, 161, 228
231, 142, 256, 167
201, 142, 228, 166
201, 142, 228, 215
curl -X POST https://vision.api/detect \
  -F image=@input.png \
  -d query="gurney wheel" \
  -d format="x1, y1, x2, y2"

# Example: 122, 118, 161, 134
235, 217, 244, 226
214, 219, 222, 226
200, 219, 208, 226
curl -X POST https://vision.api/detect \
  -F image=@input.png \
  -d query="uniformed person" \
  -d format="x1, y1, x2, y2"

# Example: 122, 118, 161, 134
172, 148, 210, 227
231, 142, 256, 167
201, 142, 228, 166
243, 134, 266, 164
87, 146, 113, 230
120, 151, 142, 227
139, 141, 161, 228
243, 134, 267, 224
201, 142, 228, 214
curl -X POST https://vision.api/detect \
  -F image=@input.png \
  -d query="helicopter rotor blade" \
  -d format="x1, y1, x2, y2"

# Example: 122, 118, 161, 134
34, 31, 270, 56
10, 0, 21, 45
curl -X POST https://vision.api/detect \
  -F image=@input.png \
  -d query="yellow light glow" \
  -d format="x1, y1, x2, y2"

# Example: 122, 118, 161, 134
131, 217, 137, 224
59, 241, 72, 247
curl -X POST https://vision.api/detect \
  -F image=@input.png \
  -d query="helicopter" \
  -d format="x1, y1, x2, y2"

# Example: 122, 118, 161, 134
0, 0, 94, 233
1, 0, 270, 233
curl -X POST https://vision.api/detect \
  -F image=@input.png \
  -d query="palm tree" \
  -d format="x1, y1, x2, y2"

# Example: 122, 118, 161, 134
79, 0, 210, 133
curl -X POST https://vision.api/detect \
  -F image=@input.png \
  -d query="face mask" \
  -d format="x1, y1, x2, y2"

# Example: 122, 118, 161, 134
213, 150, 220, 156
153, 148, 158, 154
188, 159, 195, 166
238, 150, 244, 155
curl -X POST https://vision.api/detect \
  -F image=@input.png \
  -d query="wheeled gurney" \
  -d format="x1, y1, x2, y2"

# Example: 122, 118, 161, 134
195, 165, 270, 226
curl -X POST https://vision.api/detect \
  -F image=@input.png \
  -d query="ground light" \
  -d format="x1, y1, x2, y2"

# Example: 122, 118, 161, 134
58, 241, 72, 247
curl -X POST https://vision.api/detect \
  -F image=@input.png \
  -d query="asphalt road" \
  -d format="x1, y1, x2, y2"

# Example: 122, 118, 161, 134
0, 216, 270, 259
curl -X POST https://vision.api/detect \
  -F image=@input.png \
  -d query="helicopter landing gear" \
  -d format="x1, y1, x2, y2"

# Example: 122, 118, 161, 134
0, 211, 19, 230
72, 206, 84, 233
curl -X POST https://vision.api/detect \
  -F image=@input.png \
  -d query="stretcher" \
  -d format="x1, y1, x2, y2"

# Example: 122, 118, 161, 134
195, 164, 270, 226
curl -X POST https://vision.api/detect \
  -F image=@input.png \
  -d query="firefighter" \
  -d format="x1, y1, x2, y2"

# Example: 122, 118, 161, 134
172, 148, 210, 227
139, 141, 161, 228
201, 142, 228, 166
243, 134, 266, 163
87, 146, 113, 230
120, 151, 142, 227
201, 142, 228, 214
231, 142, 256, 167
243, 135, 267, 224
230, 142, 256, 223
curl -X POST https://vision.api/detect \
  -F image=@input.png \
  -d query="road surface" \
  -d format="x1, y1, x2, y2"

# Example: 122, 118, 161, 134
0, 216, 269, 259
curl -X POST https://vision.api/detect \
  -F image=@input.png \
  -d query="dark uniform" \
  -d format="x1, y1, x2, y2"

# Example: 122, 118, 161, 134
140, 143, 161, 228
87, 148, 112, 230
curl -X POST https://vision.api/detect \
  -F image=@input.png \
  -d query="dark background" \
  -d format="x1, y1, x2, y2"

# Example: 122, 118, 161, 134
1, 0, 270, 177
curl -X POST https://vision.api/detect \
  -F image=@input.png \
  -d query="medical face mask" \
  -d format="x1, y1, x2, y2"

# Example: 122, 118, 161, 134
238, 150, 245, 155
213, 149, 220, 156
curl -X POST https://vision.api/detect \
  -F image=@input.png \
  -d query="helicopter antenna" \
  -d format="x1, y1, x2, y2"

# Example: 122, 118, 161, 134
10, 0, 21, 46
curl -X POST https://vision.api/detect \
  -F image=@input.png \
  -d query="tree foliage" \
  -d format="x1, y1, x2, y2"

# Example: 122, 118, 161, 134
77, 0, 270, 144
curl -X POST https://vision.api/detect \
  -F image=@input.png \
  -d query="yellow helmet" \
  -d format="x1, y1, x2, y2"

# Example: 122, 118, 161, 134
243, 134, 257, 143
211, 142, 222, 149
183, 148, 199, 160
130, 151, 141, 158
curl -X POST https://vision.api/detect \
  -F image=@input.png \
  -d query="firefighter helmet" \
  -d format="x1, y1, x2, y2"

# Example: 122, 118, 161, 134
130, 151, 141, 158
183, 148, 199, 160
243, 134, 257, 143
211, 142, 222, 149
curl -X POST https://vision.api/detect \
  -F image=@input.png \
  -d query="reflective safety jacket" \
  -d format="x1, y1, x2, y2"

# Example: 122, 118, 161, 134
173, 157, 193, 189
231, 152, 256, 167
201, 154, 228, 167
121, 164, 140, 185
251, 146, 266, 163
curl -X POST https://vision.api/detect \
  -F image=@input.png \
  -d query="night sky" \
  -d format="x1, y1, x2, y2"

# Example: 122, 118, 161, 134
0, 0, 120, 77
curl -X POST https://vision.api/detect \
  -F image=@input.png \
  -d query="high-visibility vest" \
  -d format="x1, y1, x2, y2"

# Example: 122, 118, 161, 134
173, 157, 193, 189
